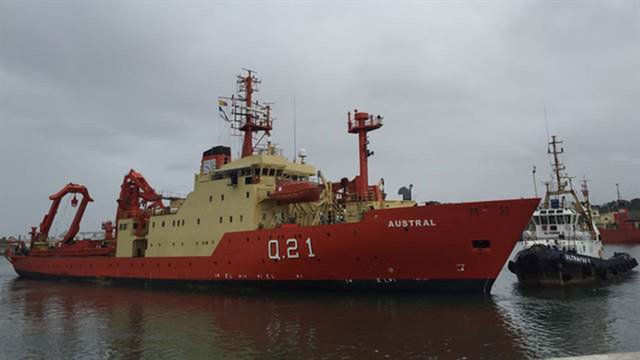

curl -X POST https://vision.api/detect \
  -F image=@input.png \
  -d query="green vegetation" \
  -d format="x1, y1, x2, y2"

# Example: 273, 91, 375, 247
594, 198, 640, 218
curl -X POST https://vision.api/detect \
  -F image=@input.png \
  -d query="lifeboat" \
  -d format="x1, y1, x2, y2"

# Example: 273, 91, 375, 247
269, 181, 321, 203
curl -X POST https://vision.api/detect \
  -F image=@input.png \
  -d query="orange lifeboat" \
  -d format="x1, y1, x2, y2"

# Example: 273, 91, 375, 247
269, 181, 321, 203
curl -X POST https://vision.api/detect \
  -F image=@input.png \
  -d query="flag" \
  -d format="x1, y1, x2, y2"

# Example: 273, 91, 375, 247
218, 99, 228, 107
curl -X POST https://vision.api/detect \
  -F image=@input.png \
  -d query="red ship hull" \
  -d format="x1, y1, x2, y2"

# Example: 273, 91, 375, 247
6, 198, 538, 293
599, 228, 640, 244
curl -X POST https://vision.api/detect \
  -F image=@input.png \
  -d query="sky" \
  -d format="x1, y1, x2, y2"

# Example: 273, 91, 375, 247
1, 1, 638, 237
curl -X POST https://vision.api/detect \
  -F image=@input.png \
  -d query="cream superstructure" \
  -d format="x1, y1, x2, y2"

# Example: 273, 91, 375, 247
115, 146, 414, 258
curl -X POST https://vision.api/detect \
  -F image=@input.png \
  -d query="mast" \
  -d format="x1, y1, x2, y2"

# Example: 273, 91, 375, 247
347, 110, 383, 199
581, 178, 593, 222
219, 69, 273, 158
548, 135, 566, 192
616, 183, 622, 208
532, 165, 538, 197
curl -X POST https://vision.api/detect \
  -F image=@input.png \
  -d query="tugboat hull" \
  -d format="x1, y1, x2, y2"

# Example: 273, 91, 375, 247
508, 245, 638, 286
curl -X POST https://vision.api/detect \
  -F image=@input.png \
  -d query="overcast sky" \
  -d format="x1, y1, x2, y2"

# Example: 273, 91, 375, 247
1, 1, 638, 237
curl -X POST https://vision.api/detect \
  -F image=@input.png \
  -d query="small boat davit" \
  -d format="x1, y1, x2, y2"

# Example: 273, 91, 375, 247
508, 136, 638, 286
4, 69, 540, 294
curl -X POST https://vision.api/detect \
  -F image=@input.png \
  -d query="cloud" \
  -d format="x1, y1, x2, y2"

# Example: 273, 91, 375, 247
0, 1, 638, 236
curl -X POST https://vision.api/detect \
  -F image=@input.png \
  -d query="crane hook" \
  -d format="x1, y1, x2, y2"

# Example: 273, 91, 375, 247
71, 194, 78, 208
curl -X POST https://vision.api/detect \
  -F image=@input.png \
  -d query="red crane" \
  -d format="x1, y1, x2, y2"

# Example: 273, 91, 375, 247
116, 169, 165, 237
31, 183, 94, 248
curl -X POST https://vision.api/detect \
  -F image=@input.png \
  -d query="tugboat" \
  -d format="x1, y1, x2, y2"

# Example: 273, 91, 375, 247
508, 136, 637, 286
4, 69, 540, 293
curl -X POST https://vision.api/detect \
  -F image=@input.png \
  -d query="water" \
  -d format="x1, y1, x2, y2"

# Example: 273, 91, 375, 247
1, 244, 639, 360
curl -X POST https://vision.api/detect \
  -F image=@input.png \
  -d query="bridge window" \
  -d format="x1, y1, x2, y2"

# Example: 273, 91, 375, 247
533, 216, 540, 225
540, 216, 548, 225
549, 216, 557, 225
556, 216, 565, 225
262, 168, 269, 175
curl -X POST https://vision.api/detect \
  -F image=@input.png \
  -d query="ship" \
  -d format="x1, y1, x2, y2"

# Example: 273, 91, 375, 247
598, 185, 640, 244
508, 136, 637, 286
4, 70, 540, 293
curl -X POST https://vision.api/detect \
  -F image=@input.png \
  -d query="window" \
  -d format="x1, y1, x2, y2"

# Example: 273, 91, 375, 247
219, 217, 223, 223
197, 218, 201, 225
229, 216, 233, 223
221, 194, 225, 201
276, 169, 283, 176
182, 220, 185, 226
556, 216, 564, 225
152, 222, 155, 228
533, 216, 540, 225
133, 223, 138, 229
246, 191, 250, 198
262, 213, 266, 220
162, 221, 165, 228
209, 195, 213, 202
549, 216, 557, 225
253, 168, 260, 176
240, 215, 244, 222
472, 240, 491, 249
172, 220, 175, 226
262, 168, 269, 175
268, 169, 276, 176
